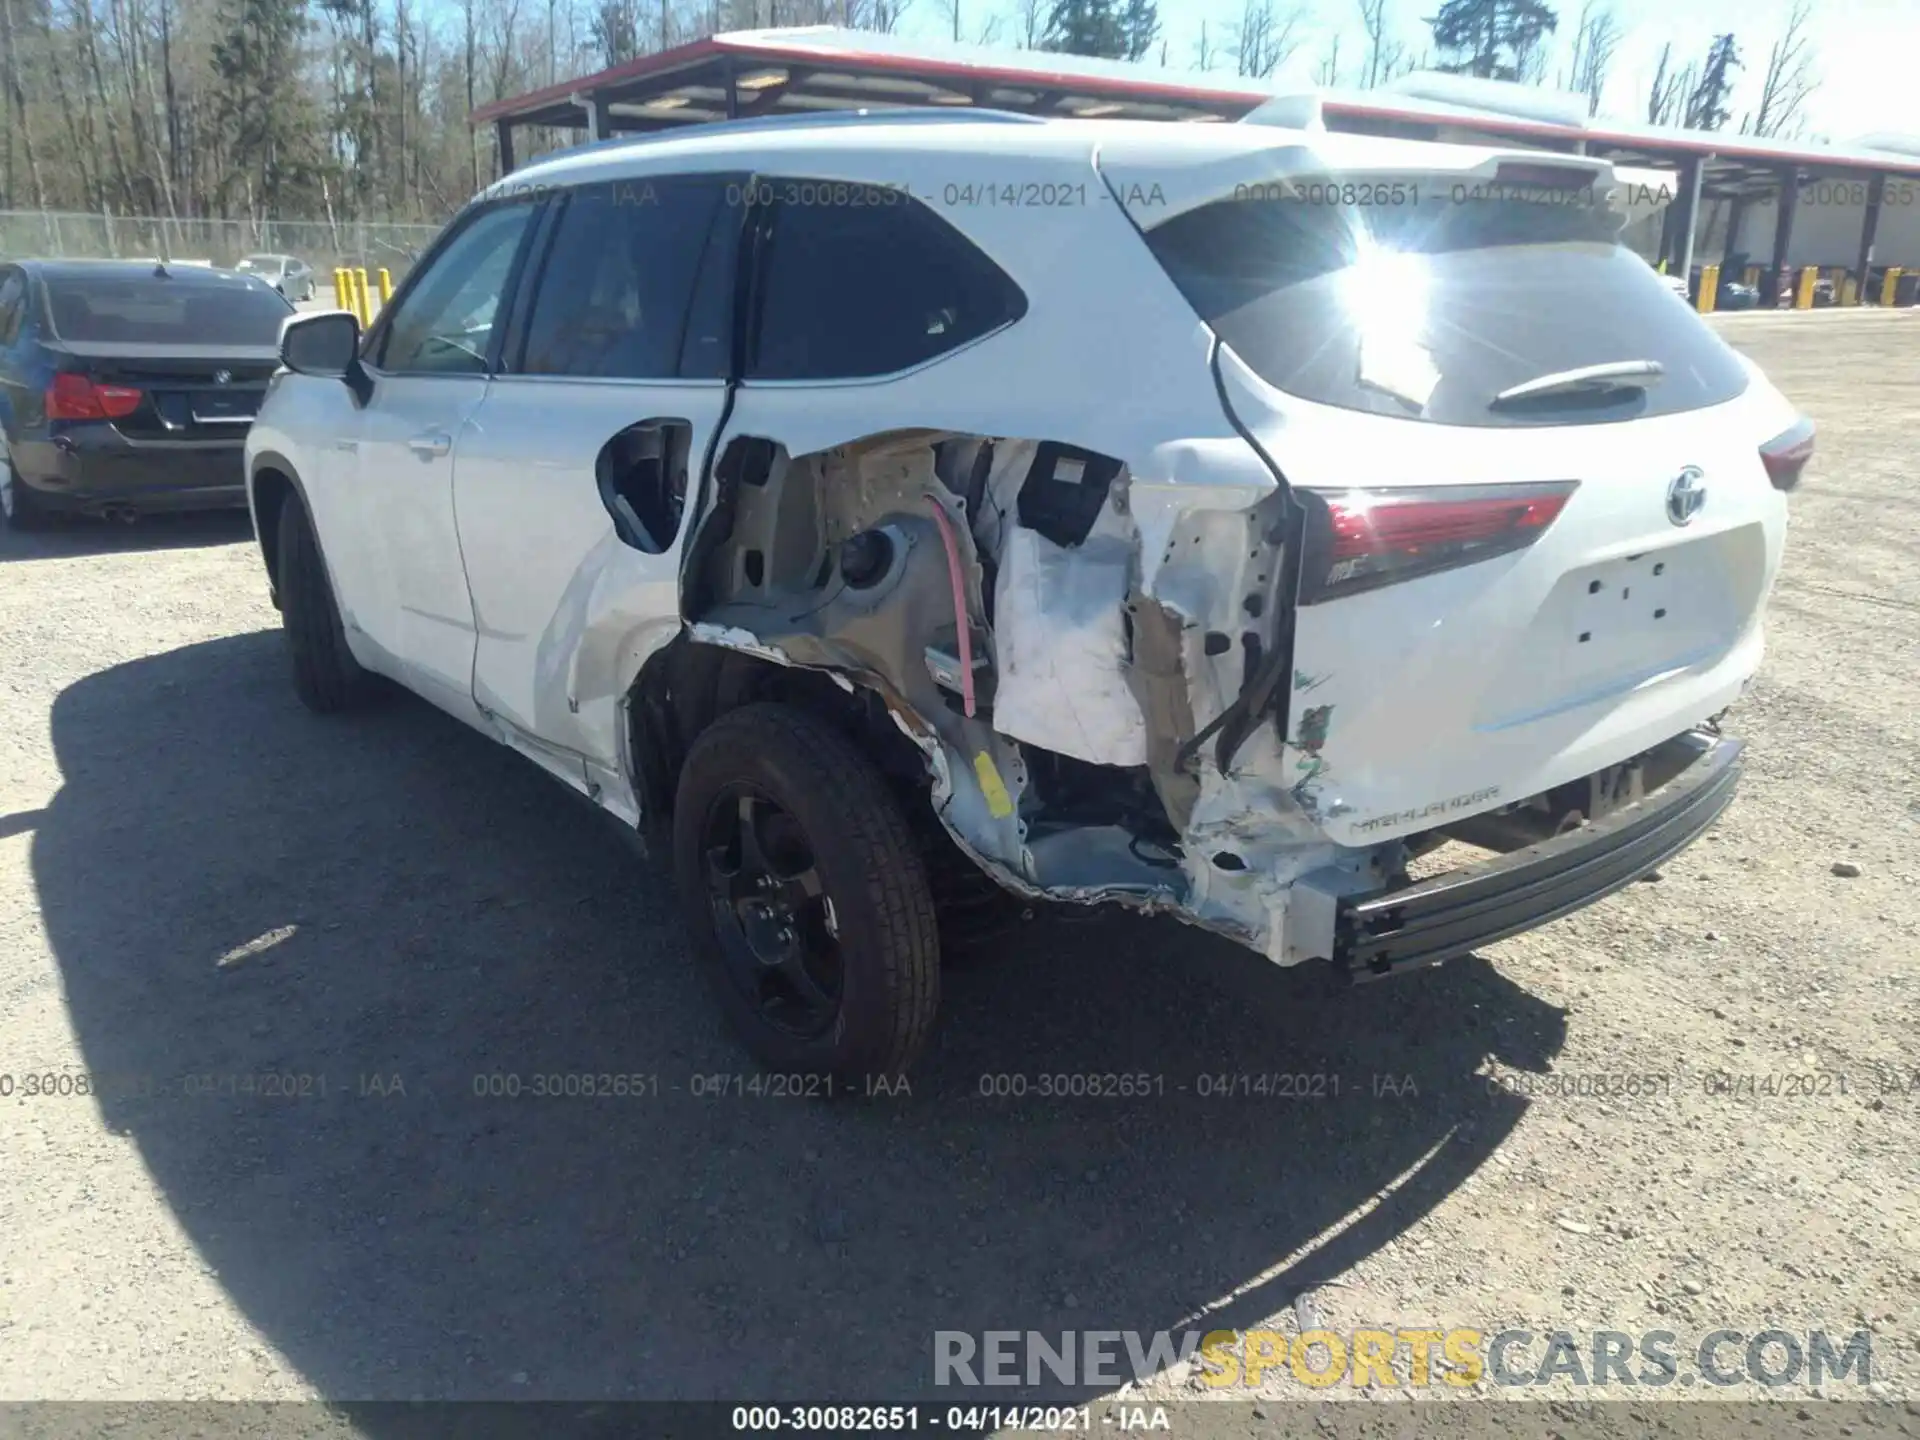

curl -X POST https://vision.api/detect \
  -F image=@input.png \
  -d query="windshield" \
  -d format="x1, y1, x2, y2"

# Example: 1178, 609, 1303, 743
45, 277, 293, 345
1143, 175, 1749, 427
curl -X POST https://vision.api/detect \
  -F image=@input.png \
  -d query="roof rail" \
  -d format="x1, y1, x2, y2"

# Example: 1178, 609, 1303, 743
531, 105, 1047, 169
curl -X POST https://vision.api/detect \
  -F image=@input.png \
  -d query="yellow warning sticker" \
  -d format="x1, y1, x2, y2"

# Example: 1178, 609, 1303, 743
973, 752, 1016, 819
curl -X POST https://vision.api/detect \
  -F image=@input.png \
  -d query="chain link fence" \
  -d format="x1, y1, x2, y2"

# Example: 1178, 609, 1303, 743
0, 211, 445, 282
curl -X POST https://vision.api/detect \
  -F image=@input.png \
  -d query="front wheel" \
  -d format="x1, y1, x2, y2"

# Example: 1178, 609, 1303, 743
673, 703, 940, 1084
277, 493, 379, 712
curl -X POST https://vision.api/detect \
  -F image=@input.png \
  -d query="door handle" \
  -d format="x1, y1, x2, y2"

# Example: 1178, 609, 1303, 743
407, 431, 451, 458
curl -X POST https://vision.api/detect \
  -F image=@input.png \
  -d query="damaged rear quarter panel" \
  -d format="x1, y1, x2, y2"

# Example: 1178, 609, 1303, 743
552, 138, 1364, 955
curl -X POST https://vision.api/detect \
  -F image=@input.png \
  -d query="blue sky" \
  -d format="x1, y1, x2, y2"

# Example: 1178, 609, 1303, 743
898, 0, 1913, 141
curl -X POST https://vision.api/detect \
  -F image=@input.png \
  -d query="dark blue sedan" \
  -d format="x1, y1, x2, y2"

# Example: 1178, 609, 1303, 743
0, 259, 294, 527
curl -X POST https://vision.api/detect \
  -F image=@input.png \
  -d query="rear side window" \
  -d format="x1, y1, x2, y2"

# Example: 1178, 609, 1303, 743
518, 175, 735, 380
748, 183, 1025, 381
1144, 181, 1749, 426
43, 277, 292, 346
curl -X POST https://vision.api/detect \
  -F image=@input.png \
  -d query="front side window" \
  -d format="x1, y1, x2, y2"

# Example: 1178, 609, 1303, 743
747, 182, 1025, 381
518, 175, 734, 381
378, 203, 535, 375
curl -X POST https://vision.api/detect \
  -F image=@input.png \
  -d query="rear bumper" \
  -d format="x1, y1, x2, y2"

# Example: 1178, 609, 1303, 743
1336, 731, 1742, 980
12, 431, 247, 512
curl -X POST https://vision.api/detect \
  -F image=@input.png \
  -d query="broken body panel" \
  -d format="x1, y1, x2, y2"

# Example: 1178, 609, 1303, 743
289, 120, 1793, 972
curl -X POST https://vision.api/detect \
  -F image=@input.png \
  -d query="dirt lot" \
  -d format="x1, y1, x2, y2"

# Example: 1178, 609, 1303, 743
0, 312, 1916, 1417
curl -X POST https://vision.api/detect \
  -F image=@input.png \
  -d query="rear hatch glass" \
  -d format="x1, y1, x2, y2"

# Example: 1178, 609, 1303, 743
1142, 175, 1749, 428
45, 277, 292, 347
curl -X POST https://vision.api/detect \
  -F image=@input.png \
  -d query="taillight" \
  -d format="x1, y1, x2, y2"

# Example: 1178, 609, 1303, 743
1759, 416, 1814, 492
1298, 481, 1578, 604
46, 372, 142, 421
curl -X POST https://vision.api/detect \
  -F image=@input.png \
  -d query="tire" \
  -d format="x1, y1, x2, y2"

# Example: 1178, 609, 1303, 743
277, 493, 378, 713
673, 702, 940, 1083
1, 447, 46, 531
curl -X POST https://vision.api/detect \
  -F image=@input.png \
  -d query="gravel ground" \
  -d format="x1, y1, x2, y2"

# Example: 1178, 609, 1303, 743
0, 312, 1915, 1417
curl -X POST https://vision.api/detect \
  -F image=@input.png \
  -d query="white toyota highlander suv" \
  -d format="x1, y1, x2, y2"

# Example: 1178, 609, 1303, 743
246, 107, 1814, 1081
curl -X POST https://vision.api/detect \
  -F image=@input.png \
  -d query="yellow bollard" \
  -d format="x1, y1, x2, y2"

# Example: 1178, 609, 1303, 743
1883, 267, 1904, 307
352, 268, 372, 327
332, 268, 350, 310
1841, 275, 1858, 306
1744, 266, 1760, 287
377, 268, 393, 305
1795, 267, 1817, 309
1697, 264, 1719, 314
1657, 258, 1668, 274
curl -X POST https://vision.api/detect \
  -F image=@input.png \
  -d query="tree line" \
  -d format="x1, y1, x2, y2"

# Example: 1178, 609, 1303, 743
0, 0, 1824, 227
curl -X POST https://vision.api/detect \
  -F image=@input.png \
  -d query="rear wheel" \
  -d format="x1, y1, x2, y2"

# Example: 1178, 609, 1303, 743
277, 493, 378, 712
1, 447, 47, 531
673, 703, 940, 1083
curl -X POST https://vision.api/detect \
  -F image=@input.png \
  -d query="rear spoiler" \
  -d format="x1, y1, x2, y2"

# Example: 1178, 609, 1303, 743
1099, 137, 1664, 228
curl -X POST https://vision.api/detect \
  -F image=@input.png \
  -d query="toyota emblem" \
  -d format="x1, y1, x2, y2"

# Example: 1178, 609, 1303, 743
1666, 467, 1706, 526
213, 369, 232, 385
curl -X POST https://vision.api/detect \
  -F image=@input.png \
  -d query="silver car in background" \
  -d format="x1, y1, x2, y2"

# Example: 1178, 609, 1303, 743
236, 253, 315, 302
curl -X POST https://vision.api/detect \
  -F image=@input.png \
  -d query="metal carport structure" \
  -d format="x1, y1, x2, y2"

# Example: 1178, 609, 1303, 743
473, 27, 1920, 306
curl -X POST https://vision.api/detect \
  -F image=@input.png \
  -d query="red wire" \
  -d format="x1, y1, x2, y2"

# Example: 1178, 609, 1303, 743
925, 498, 976, 719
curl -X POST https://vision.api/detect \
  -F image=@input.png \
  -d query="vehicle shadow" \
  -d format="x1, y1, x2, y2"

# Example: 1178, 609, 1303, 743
34, 631, 1567, 1404
0, 508, 253, 562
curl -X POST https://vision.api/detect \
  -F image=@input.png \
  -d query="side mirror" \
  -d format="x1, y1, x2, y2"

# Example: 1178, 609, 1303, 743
281, 310, 360, 378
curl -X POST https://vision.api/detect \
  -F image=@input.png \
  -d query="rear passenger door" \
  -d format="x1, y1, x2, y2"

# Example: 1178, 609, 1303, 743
454, 172, 743, 793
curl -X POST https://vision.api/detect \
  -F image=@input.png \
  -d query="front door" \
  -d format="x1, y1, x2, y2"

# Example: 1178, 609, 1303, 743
348, 199, 539, 719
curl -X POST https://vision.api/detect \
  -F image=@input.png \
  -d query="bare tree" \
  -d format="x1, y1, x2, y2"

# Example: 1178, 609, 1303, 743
1012, 0, 1043, 45
0, 0, 50, 208
1645, 40, 1694, 126
1193, 17, 1218, 70
850, 0, 913, 32
1232, 0, 1306, 79
1314, 31, 1340, 85
1515, 33, 1550, 83
1559, 0, 1618, 113
1356, 0, 1405, 88
1742, 0, 1816, 138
